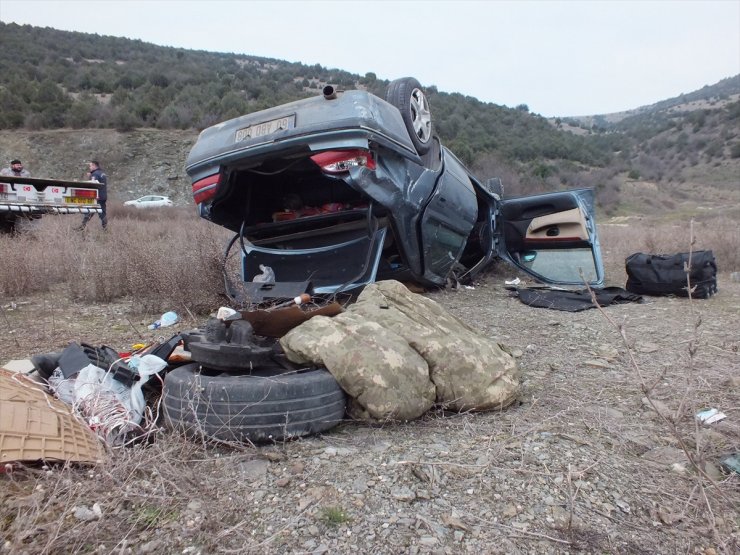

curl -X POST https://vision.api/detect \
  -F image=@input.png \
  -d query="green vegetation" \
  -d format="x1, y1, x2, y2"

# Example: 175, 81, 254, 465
318, 506, 351, 526
131, 505, 180, 529
0, 22, 737, 213
0, 22, 617, 170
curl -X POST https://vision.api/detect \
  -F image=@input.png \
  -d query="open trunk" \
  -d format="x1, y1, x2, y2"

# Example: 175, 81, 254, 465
208, 154, 416, 293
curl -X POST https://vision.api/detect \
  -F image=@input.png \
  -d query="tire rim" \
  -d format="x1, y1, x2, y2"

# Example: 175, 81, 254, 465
410, 88, 432, 144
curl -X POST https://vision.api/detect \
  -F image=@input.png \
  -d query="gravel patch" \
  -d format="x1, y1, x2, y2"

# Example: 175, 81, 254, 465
1, 274, 738, 554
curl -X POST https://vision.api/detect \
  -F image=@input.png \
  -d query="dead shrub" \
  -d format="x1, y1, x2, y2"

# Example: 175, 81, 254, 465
4, 209, 736, 311
0, 231, 46, 296
0, 433, 225, 554
107, 201, 192, 222
1, 211, 231, 313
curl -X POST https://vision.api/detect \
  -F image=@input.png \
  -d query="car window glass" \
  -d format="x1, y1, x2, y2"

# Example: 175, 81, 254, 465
516, 248, 598, 283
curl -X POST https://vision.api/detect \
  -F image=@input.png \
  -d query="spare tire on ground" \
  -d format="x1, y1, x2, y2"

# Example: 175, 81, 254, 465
163, 363, 346, 443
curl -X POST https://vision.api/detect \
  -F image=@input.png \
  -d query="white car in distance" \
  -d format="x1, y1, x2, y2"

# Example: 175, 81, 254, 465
124, 195, 174, 208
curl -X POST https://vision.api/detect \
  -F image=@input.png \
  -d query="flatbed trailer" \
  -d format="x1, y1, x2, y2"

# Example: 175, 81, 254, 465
0, 175, 102, 232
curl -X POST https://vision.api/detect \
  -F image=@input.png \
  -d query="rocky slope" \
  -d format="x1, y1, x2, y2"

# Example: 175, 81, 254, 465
0, 129, 198, 205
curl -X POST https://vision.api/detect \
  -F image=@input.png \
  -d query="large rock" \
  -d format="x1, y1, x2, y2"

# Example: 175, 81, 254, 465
280, 281, 519, 420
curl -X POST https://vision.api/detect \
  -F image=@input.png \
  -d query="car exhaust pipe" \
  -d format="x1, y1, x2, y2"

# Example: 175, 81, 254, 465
323, 85, 337, 100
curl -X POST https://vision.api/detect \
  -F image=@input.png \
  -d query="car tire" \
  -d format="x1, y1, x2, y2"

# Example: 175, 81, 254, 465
162, 363, 346, 443
386, 77, 433, 155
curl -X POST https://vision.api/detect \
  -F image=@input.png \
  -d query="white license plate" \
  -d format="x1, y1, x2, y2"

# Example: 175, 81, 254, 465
235, 114, 295, 142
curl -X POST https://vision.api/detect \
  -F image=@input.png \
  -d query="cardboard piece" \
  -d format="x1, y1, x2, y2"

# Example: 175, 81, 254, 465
1, 359, 35, 374
0, 369, 105, 466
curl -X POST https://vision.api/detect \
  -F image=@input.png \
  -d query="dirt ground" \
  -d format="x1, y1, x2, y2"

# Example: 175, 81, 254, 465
1, 273, 739, 554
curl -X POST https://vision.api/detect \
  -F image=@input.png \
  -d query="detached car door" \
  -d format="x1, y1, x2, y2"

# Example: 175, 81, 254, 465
495, 188, 604, 287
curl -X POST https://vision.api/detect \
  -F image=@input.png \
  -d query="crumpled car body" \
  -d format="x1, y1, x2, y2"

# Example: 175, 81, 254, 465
185, 82, 604, 296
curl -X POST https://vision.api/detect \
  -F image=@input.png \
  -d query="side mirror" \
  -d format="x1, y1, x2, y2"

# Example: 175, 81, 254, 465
484, 177, 504, 198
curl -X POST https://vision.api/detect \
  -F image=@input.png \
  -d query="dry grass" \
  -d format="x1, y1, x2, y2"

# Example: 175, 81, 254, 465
599, 216, 739, 285
586, 246, 735, 548
0, 204, 232, 313
2, 209, 736, 310
1, 210, 738, 553
0, 434, 233, 554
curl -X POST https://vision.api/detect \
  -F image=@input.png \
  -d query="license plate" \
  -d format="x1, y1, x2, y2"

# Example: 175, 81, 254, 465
235, 114, 295, 142
66, 197, 96, 205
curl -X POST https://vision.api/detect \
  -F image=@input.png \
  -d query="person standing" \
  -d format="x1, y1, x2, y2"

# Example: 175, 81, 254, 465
0, 159, 31, 177
78, 160, 108, 229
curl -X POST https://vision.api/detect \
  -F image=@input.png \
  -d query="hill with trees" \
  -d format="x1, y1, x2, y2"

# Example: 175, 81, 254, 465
0, 21, 738, 216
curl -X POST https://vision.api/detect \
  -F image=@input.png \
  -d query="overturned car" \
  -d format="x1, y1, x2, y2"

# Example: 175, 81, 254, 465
185, 78, 604, 298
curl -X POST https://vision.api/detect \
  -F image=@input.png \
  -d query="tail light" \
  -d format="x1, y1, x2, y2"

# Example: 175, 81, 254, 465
310, 149, 376, 174
70, 188, 97, 198
0, 184, 6, 193
192, 173, 220, 205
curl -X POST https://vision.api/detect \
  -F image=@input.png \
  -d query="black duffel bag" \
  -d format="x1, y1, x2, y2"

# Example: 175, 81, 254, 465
625, 250, 717, 298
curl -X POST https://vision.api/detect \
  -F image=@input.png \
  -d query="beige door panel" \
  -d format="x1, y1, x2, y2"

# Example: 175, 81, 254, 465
525, 207, 588, 240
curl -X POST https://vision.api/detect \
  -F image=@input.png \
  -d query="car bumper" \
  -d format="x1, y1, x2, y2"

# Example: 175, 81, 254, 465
185, 90, 421, 181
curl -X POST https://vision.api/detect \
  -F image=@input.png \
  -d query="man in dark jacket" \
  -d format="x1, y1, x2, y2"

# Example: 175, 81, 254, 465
78, 160, 108, 229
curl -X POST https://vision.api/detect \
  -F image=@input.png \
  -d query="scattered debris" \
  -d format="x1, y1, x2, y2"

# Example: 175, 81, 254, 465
720, 453, 740, 475
43, 344, 168, 444
216, 306, 238, 320
0, 277, 591, 451
1, 359, 34, 374
583, 359, 612, 369
0, 369, 105, 467
148, 311, 179, 330
695, 408, 727, 424
12, 337, 188, 450
515, 286, 642, 311
72, 354, 167, 442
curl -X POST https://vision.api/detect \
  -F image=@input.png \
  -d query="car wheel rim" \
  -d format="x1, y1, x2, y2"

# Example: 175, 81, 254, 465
409, 88, 431, 144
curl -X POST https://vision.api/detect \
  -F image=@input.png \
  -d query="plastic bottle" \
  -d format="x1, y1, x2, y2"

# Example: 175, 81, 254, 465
160, 311, 179, 327
148, 311, 179, 330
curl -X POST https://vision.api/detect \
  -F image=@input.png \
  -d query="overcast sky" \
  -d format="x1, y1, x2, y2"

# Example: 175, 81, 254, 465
1, 0, 738, 117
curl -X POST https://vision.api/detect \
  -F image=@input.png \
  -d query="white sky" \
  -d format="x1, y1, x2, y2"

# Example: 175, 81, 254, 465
1, 0, 739, 117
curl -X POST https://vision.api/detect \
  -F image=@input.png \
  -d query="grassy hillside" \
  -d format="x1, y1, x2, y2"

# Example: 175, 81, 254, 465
0, 128, 196, 203
0, 21, 738, 217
